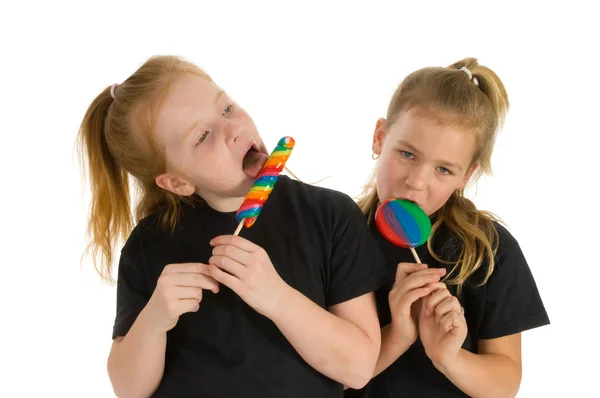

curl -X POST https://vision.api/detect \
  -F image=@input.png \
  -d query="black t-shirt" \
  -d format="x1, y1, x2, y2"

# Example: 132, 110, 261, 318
346, 219, 550, 398
113, 176, 388, 398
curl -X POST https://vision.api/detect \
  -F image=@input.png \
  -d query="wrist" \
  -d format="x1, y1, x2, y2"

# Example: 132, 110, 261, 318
434, 348, 466, 376
137, 306, 171, 335
388, 321, 417, 346
263, 282, 295, 320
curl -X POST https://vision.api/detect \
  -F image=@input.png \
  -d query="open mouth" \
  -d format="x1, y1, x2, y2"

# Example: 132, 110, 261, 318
242, 143, 268, 178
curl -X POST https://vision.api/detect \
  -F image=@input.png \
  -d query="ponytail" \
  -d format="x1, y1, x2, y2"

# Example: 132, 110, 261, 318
78, 86, 133, 283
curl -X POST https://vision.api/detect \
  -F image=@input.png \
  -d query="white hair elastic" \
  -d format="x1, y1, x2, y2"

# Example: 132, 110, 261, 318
459, 66, 479, 87
110, 83, 119, 99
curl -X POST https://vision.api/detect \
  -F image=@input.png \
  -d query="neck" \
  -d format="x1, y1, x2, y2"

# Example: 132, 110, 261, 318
200, 193, 245, 213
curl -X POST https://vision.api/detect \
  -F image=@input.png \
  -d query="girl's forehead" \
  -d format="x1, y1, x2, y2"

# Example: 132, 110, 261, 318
390, 112, 477, 167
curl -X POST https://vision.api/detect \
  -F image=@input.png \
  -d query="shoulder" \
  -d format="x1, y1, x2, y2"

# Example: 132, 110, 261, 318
492, 221, 525, 270
119, 220, 154, 265
121, 208, 185, 259
280, 176, 360, 212
477, 222, 550, 335
431, 219, 526, 283
480, 221, 538, 293
494, 221, 518, 247
276, 176, 366, 240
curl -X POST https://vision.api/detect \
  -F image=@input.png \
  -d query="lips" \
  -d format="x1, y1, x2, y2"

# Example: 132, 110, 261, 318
396, 196, 421, 207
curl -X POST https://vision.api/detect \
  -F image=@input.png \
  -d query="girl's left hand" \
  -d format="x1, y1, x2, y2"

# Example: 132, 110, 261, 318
208, 235, 290, 317
418, 286, 468, 371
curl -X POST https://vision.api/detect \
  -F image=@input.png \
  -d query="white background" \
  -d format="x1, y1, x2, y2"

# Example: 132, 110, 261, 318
1, 1, 598, 396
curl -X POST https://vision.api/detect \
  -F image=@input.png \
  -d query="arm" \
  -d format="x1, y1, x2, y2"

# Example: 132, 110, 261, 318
372, 324, 413, 377
108, 262, 219, 398
270, 290, 381, 389
107, 309, 167, 398
209, 233, 383, 389
437, 334, 522, 398
420, 286, 523, 398
421, 224, 548, 397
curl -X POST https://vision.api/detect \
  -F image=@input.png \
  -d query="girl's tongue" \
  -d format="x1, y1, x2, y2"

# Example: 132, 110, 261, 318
242, 147, 268, 178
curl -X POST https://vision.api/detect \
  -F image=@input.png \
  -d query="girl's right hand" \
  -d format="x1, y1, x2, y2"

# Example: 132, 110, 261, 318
142, 263, 220, 333
388, 263, 446, 345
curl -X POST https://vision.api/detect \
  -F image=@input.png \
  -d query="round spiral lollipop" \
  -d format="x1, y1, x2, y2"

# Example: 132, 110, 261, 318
234, 136, 295, 235
375, 198, 431, 263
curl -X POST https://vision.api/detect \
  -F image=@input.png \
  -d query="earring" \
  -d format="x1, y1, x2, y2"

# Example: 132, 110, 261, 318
372, 152, 380, 160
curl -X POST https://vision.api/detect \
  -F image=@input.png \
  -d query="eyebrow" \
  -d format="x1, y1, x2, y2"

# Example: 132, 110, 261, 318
181, 121, 200, 142
397, 140, 463, 171
214, 89, 225, 104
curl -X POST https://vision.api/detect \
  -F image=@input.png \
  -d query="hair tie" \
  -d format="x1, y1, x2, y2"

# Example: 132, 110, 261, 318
459, 66, 479, 87
110, 83, 119, 99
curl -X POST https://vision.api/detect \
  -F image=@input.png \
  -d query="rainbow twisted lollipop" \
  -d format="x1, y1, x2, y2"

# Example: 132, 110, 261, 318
234, 136, 295, 233
375, 198, 431, 263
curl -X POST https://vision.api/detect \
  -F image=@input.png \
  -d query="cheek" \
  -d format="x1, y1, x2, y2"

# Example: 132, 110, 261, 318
425, 182, 458, 212
378, 155, 403, 179
375, 158, 400, 197
432, 186, 455, 202
183, 149, 220, 179
163, 147, 185, 173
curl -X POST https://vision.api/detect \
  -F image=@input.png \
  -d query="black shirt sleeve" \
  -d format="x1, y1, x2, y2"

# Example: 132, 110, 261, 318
326, 193, 388, 307
478, 224, 550, 339
112, 228, 153, 339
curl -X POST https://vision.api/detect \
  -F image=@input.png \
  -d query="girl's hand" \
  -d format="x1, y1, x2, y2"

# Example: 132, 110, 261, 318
419, 286, 468, 370
208, 235, 290, 317
143, 263, 220, 332
388, 263, 446, 345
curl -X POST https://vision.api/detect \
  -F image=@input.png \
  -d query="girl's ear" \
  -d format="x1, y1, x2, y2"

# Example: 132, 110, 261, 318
155, 172, 195, 196
372, 118, 387, 155
459, 162, 479, 189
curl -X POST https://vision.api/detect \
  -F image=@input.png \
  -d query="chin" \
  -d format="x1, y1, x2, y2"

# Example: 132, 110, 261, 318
207, 175, 251, 199
234, 175, 255, 195
426, 205, 443, 217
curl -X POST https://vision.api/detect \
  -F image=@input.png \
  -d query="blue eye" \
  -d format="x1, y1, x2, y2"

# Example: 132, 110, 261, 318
400, 150, 415, 159
437, 166, 453, 175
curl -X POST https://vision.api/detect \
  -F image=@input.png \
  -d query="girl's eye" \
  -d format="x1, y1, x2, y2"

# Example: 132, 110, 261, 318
437, 166, 453, 175
401, 150, 415, 159
223, 104, 233, 116
195, 130, 210, 146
